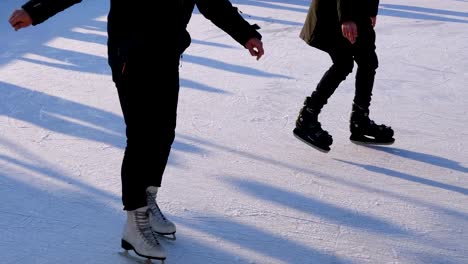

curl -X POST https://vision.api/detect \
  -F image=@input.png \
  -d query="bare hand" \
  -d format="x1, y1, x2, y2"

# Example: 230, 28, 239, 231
9, 9, 33, 31
371, 16, 377, 27
245, 38, 264, 60
341, 21, 358, 44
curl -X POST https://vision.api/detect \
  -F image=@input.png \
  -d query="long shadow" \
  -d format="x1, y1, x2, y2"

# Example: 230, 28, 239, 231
402, 250, 468, 264
238, 13, 304, 26
175, 212, 349, 264
64, 21, 108, 45
0, 0, 109, 70
183, 54, 291, 79
176, 134, 468, 222
180, 78, 231, 94
364, 146, 468, 173
235, 0, 308, 13
251, 0, 309, 6
190, 38, 237, 49
16, 45, 109, 75
0, 134, 342, 263
0, 153, 120, 202
168, 135, 468, 258
121, 232, 255, 264
0, 81, 199, 166
2, 1, 291, 83
6, 20, 106, 75
2, 1, 291, 97
0, 179, 123, 263
0, 150, 127, 262
379, 4, 468, 24
0, 81, 125, 148
238, 0, 468, 25
192, 1, 306, 27
0, 136, 162, 262
0, 159, 246, 264
0, 130, 198, 208
225, 177, 409, 235
2, 129, 463, 263
336, 159, 468, 196
17, 47, 240, 95
177, 134, 318, 172
381, 4, 468, 18
0, 142, 342, 263
310, 161, 468, 221
223, 176, 468, 261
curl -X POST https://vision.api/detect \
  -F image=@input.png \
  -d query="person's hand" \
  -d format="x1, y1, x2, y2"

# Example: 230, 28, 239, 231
9, 9, 33, 31
341, 21, 358, 44
245, 38, 264, 60
370, 16, 377, 27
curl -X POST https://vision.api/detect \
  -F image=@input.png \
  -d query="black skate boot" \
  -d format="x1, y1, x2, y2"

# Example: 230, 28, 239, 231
293, 97, 333, 152
349, 104, 395, 145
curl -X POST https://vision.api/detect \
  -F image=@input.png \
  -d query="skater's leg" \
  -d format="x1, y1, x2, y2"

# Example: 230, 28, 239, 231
350, 26, 394, 144
113, 50, 180, 211
109, 45, 177, 262
294, 48, 353, 152
313, 49, 355, 108
353, 23, 378, 110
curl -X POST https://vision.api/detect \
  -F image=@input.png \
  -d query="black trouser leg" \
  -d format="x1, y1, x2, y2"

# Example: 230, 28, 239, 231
109, 46, 180, 211
310, 49, 354, 109
353, 24, 378, 110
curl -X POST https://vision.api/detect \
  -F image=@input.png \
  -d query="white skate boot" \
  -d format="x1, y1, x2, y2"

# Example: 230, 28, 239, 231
121, 206, 166, 263
146, 186, 177, 240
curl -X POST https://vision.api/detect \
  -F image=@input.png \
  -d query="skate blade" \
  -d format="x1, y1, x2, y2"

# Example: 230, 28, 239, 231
293, 132, 330, 153
121, 240, 166, 263
120, 251, 165, 264
350, 137, 395, 146
119, 251, 156, 264
156, 232, 176, 241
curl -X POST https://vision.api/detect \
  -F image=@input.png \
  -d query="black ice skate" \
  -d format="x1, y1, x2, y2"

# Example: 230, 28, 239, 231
293, 97, 333, 152
349, 104, 394, 145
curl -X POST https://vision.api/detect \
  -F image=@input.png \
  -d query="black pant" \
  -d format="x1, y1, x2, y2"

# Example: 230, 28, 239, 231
108, 44, 180, 210
311, 22, 378, 110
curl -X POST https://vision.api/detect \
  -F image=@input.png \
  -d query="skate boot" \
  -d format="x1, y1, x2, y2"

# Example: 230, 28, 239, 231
147, 187, 177, 240
293, 97, 333, 152
122, 207, 166, 263
349, 104, 395, 145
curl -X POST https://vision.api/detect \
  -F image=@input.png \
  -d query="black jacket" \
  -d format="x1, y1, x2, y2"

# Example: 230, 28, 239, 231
22, 0, 262, 55
299, 0, 379, 51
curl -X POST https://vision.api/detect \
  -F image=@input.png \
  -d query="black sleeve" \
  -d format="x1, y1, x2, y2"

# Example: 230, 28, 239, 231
195, 0, 261, 46
21, 0, 82, 25
369, 0, 379, 17
337, 0, 357, 23
337, 0, 379, 22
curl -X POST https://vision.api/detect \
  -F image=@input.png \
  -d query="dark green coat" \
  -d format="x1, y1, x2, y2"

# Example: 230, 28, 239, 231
299, 0, 379, 52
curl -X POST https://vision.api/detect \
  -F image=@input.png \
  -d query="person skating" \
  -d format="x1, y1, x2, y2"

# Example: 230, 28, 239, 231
9, 0, 264, 262
294, 0, 394, 152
